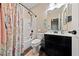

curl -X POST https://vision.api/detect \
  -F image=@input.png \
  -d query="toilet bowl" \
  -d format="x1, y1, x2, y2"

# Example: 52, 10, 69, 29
31, 33, 44, 55
31, 39, 41, 55
32, 39, 41, 47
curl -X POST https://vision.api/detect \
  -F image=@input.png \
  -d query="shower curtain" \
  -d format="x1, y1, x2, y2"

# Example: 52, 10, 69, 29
0, 3, 15, 56
0, 3, 37, 56
0, 3, 7, 56
14, 4, 23, 56
0, 3, 23, 56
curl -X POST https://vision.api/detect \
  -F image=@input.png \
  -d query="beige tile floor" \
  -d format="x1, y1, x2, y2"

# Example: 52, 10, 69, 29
25, 49, 39, 56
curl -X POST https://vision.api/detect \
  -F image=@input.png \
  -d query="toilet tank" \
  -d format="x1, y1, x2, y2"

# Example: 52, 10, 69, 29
37, 33, 44, 40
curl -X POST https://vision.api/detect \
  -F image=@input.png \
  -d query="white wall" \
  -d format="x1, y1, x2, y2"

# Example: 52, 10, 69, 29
72, 3, 79, 56
32, 3, 49, 33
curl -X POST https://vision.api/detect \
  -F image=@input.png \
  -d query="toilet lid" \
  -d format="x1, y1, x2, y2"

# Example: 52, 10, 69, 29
32, 39, 41, 44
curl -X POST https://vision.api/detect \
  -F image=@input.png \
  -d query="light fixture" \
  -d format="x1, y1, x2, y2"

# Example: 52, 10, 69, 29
47, 3, 56, 10
47, 3, 65, 11
56, 3, 66, 8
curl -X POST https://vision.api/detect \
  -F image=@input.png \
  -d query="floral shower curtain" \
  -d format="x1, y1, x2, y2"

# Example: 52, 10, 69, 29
0, 3, 23, 56
15, 4, 23, 56
0, 3, 7, 56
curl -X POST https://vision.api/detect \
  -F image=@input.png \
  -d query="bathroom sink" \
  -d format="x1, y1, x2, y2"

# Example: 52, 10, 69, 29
44, 31, 74, 37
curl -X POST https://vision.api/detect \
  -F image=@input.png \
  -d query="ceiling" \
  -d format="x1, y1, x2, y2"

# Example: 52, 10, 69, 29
22, 3, 65, 10
22, 3, 38, 9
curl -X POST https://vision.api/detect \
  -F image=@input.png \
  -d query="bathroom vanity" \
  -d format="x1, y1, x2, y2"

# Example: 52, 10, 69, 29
43, 32, 73, 56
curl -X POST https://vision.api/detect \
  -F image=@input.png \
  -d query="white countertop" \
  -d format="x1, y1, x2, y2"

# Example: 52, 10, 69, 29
44, 31, 74, 37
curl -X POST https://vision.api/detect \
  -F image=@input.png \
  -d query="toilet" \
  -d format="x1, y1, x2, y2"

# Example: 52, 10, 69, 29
31, 33, 44, 55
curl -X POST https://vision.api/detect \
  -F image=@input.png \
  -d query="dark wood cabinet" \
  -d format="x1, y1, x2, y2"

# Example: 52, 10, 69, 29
44, 34, 72, 56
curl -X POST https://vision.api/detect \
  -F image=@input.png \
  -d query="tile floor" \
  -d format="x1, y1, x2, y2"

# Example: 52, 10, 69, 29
25, 49, 46, 56
25, 49, 39, 56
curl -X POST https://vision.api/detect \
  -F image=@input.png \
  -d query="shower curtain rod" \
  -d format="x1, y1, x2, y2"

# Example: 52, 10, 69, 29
19, 3, 37, 17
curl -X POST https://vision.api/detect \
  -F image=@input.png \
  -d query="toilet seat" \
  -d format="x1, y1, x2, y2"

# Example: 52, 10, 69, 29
32, 39, 41, 44
31, 39, 41, 47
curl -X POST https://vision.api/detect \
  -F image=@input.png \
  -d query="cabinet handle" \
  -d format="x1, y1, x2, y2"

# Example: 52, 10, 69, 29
68, 30, 77, 35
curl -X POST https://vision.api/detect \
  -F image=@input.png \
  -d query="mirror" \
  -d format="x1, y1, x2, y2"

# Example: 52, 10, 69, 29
50, 3, 72, 32
51, 18, 58, 31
